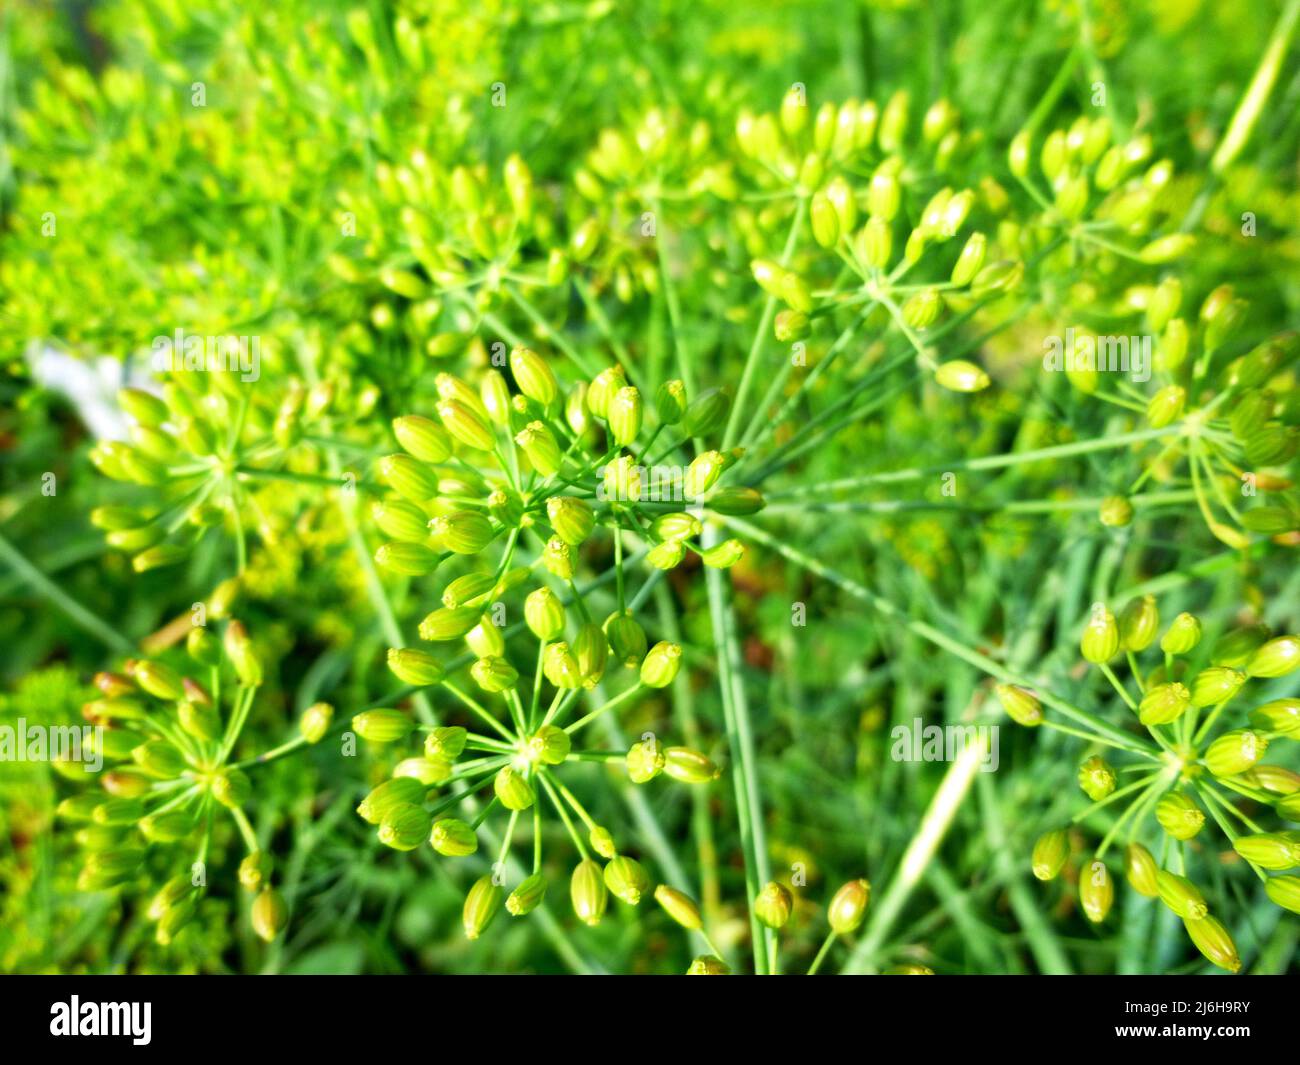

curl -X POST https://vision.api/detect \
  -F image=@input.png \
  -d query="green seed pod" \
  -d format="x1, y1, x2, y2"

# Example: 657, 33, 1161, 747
91, 798, 145, 826
429, 511, 493, 556
1184, 914, 1240, 972
1126, 842, 1160, 897
470, 654, 518, 693
1161, 612, 1202, 654
605, 612, 647, 669
1138, 234, 1196, 264
379, 803, 432, 851
132, 740, 185, 778
436, 399, 495, 453
1264, 876, 1300, 914
1031, 829, 1069, 881
996, 684, 1043, 727
664, 746, 720, 784
527, 725, 571, 767
627, 740, 666, 784
547, 497, 595, 547
601, 456, 641, 504
379, 454, 439, 503
506, 873, 547, 916
209, 769, 250, 809
465, 619, 505, 659
351, 709, 412, 744
373, 498, 432, 543
1190, 667, 1246, 708
463, 875, 502, 940
1008, 130, 1032, 178
827, 878, 871, 934
934, 359, 991, 393
588, 825, 617, 859
239, 851, 270, 892
1157, 318, 1191, 373
586, 366, 626, 420
1250, 698, 1300, 737
1246, 635, 1300, 678
393, 756, 452, 786
118, 387, 170, 428
1156, 792, 1205, 840
902, 289, 942, 330
810, 190, 841, 248
1156, 870, 1208, 921
494, 766, 535, 811
543, 642, 582, 689
684, 450, 725, 500
857, 216, 893, 271
178, 698, 222, 742
441, 573, 497, 610
1078, 756, 1116, 802
515, 421, 563, 477
686, 955, 729, 975
543, 537, 576, 580
574, 624, 609, 689
700, 539, 745, 569
652, 513, 702, 543
607, 386, 643, 447
424, 726, 468, 761
393, 415, 452, 464
1080, 606, 1119, 664
1205, 729, 1268, 777
950, 232, 987, 286
1078, 860, 1114, 923
418, 606, 481, 642
510, 346, 558, 410
386, 648, 444, 687
1232, 832, 1300, 870
131, 660, 185, 702
102, 770, 151, 798
487, 487, 524, 528
224, 621, 263, 687
1119, 595, 1159, 651
867, 170, 901, 221
655, 379, 687, 424
571, 859, 608, 926
1147, 276, 1183, 331
524, 588, 566, 641
139, 810, 196, 843
1138, 682, 1191, 726
1099, 496, 1134, 527
754, 881, 793, 929
132, 544, 188, 574
684, 388, 731, 438
357, 777, 427, 825
1146, 385, 1186, 428
706, 486, 765, 515
604, 856, 651, 905
641, 641, 682, 689
375, 541, 441, 576
186, 627, 221, 668
1244, 765, 1300, 795
481, 369, 513, 426
58, 795, 106, 822
654, 884, 702, 930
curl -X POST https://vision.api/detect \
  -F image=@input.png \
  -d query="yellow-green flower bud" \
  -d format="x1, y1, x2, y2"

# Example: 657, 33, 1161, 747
224, 620, 263, 687
543, 537, 576, 580
934, 359, 991, 393
118, 387, 170, 428
811, 190, 841, 248
627, 740, 666, 783
212, 769, 251, 808
441, 573, 496, 610
1232, 832, 1300, 870
379, 453, 439, 502
1250, 698, 1300, 737
357, 777, 427, 825
1139, 682, 1190, 726
528, 725, 571, 767
91, 798, 145, 825
1138, 234, 1196, 264
1126, 842, 1160, 897
604, 856, 651, 905
996, 684, 1043, 727
515, 420, 563, 477
481, 369, 513, 426
684, 388, 731, 438
1031, 829, 1069, 881
178, 698, 222, 742
607, 386, 643, 447
424, 726, 468, 760
239, 851, 270, 892
754, 881, 793, 929
1212, 624, 1271, 668
372, 498, 430, 543
828, 878, 871, 934
587, 366, 627, 419
543, 642, 582, 689
574, 624, 608, 689
494, 766, 535, 811
684, 451, 725, 500
510, 346, 558, 409
571, 859, 608, 926
506, 873, 547, 916
701, 539, 745, 568
131, 739, 185, 778
687, 955, 729, 975
471, 655, 519, 693
641, 641, 682, 688
393, 757, 452, 786
352, 708, 412, 744
375, 541, 441, 575
1008, 129, 1031, 177
604, 612, 647, 669
1078, 756, 1116, 801
463, 875, 502, 940
387, 647, 444, 686
867, 171, 900, 221
1184, 914, 1240, 972
950, 232, 987, 286
706, 486, 765, 515
1265, 876, 1300, 914
1246, 636, 1300, 678
1156, 792, 1205, 840
437, 397, 496, 452
418, 606, 481, 642
1190, 667, 1245, 708
1099, 496, 1134, 527
547, 497, 595, 547
525, 587, 566, 641
1078, 860, 1114, 923
429, 511, 493, 555
1081, 606, 1119, 664
186, 627, 221, 668
655, 379, 687, 424
1146, 385, 1186, 428
1161, 612, 1202, 654
251, 888, 288, 942
139, 810, 196, 843
654, 884, 702, 929
393, 415, 452, 463
664, 746, 720, 784
588, 825, 617, 859
430, 817, 478, 857
1156, 870, 1208, 921
131, 660, 185, 702
1205, 729, 1268, 777
1119, 595, 1159, 652
902, 289, 942, 330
